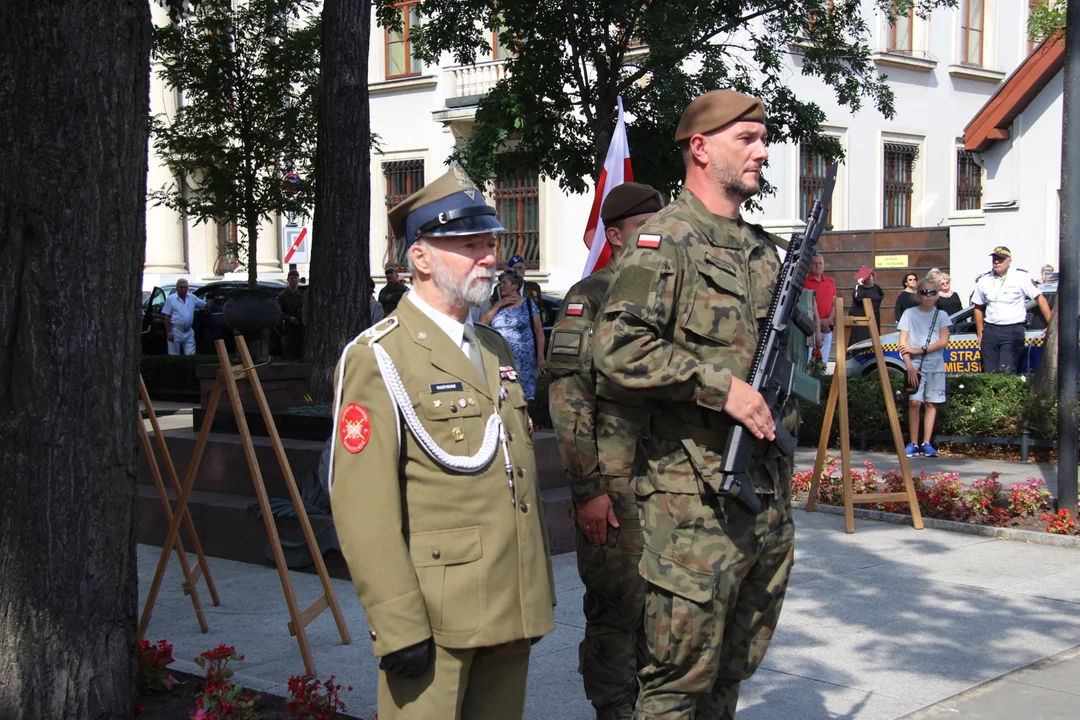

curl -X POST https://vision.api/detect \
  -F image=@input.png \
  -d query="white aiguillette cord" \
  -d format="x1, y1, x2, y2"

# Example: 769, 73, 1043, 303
372, 343, 511, 475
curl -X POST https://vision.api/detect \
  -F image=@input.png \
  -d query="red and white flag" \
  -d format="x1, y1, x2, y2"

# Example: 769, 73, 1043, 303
581, 96, 633, 277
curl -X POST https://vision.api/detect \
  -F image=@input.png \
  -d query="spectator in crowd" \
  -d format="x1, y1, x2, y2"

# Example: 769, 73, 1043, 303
894, 271, 919, 323
378, 266, 409, 315
804, 253, 837, 363
971, 246, 1051, 373
848, 266, 884, 345
368, 276, 385, 326
481, 269, 546, 400
278, 269, 304, 358
162, 278, 208, 356
898, 278, 953, 458
935, 272, 963, 316
507, 254, 543, 307
1041, 264, 1056, 284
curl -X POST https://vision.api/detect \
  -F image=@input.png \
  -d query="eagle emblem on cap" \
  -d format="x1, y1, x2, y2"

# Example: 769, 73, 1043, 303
453, 165, 478, 200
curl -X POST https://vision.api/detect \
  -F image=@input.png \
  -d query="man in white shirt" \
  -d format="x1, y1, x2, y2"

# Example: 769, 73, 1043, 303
971, 246, 1051, 373
162, 279, 207, 355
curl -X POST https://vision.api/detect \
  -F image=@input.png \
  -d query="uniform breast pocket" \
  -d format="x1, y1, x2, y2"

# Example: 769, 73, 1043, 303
681, 254, 748, 347
410, 526, 484, 634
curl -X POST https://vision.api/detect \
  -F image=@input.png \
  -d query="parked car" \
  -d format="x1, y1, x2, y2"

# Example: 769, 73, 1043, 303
142, 281, 286, 356
845, 283, 1057, 376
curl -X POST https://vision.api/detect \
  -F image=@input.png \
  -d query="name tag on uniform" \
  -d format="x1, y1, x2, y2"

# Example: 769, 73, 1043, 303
429, 381, 464, 393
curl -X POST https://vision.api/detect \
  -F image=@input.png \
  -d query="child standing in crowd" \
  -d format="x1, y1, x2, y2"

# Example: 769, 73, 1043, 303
898, 278, 952, 458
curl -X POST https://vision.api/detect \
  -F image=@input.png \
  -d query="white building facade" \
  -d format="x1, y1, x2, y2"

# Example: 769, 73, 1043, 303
144, 1, 1061, 302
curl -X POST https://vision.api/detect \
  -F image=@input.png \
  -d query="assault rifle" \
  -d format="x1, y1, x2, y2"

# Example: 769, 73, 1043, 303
715, 163, 838, 513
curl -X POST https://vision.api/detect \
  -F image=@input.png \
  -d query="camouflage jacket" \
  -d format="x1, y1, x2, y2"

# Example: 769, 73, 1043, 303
593, 187, 787, 496
546, 265, 646, 502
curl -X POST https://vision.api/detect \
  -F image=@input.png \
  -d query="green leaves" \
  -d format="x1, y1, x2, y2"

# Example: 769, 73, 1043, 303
150, 0, 321, 284
382, 0, 955, 196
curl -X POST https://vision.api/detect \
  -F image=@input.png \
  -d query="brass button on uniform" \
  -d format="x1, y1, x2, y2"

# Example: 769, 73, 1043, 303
432, 549, 441, 560
369, 630, 377, 641
517, 467, 524, 477
519, 501, 529, 514
451, 405, 458, 413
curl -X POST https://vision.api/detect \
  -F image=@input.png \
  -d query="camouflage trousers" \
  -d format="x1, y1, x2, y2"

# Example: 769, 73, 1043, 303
633, 490, 795, 720
576, 482, 648, 719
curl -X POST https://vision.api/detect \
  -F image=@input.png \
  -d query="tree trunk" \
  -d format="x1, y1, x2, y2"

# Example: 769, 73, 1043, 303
1033, 300, 1062, 397
305, 0, 372, 401
247, 207, 260, 288
0, 2, 150, 718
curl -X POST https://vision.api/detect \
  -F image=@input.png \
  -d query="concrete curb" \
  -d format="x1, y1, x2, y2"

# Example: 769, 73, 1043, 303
791, 500, 1080, 549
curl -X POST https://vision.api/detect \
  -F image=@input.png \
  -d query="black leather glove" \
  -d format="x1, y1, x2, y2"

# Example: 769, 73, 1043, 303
379, 638, 432, 677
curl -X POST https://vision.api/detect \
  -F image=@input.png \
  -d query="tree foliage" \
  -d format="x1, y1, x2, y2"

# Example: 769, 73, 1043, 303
1028, 0, 1066, 44
150, 0, 321, 287
377, 0, 956, 197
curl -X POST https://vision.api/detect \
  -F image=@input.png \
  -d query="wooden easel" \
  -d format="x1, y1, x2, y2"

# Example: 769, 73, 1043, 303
139, 336, 351, 676
138, 376, 220, 633
806, 297, 924, 533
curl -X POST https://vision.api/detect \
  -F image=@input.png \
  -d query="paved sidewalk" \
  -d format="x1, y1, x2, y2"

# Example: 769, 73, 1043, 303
793, 444, 1059, 496
139, 508, 1080, 720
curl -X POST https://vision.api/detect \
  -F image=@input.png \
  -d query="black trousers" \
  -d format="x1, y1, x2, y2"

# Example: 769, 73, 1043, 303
980, 322, 1025, 373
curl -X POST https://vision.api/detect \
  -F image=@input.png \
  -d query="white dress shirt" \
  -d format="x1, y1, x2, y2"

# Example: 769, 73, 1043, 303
403, 291, 475, 359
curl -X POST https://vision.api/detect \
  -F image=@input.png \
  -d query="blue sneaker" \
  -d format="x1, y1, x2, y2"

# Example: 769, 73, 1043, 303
905, 443, 920, 458
921, 443, 938, 457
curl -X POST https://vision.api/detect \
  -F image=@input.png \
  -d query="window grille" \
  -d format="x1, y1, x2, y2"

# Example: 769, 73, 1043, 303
492, 167, 540, 269
215, 219, 239, 276
956, 149, 982, 211
799, 145, 833, 228
883, 143, 918, 228
384, 159, 425, 268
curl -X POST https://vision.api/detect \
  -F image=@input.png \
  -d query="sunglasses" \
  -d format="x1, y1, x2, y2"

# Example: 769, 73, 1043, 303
918, 289, 939, 296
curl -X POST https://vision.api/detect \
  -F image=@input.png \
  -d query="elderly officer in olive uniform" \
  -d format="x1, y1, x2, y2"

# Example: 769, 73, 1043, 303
547, 182, 663, 720
330, 166, 556, 720
594, 90, 794, 720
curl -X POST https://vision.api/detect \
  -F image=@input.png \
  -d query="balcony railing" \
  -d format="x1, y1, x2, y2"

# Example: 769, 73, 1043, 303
448, 59, 506, 101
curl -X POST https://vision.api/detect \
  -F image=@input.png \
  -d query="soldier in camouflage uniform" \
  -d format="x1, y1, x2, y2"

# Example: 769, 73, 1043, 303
547, 182, 664, 720
593, 90, 795, 719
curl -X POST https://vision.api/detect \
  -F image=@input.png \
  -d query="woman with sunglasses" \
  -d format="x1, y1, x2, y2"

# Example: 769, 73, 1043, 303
935, 273, 963, 317
893, 271, 919, 326
897, 278, 952, 458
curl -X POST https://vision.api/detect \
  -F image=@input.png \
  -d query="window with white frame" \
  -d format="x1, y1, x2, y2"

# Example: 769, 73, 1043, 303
883, 143, 919, 228
956, 149, 982, 211
385, 1, 422, 79
961, 0, 985, 66
888, 3, 915, 53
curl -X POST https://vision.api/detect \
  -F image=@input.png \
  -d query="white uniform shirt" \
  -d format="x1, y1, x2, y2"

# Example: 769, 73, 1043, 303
162, 291, 207, 333
404, 290, 475, 359
970, 270, 1040, 325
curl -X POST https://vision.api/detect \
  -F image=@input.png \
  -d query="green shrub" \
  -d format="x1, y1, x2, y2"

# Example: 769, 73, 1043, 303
801, 373, 1056, 445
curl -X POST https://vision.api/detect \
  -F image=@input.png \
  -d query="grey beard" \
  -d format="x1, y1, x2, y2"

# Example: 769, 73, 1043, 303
430, 252, 495, 307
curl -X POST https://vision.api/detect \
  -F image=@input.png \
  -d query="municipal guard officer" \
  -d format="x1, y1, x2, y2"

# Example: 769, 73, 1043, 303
594, 90, 794, 719
971, 245, 1051, 373
547, 182, 663, 720
330, 166, 556, 719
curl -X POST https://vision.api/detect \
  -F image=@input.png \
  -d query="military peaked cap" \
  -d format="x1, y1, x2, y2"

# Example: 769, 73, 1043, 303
990, 245, 1012, 259
601, 182, 663, 224
675, 90, 766, 142
388, 166, 504, 245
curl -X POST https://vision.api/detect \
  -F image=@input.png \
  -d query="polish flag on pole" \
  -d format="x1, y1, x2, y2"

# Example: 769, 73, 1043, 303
581, 96, 633, 278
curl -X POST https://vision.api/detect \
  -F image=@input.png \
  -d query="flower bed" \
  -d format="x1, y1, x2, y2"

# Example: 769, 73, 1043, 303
792, 456, 1077, 535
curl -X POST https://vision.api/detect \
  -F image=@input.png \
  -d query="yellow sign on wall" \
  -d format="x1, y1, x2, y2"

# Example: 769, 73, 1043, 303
875, 254, 909, 268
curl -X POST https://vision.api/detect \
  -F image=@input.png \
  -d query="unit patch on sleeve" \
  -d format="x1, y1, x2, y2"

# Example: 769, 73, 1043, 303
565, 302, 585, 317
637, 233, 662, 249
339, 402, 372, 454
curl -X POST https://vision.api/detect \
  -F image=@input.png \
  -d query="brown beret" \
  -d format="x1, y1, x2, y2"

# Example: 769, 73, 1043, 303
388, 165, 503, 244
675, 90, 765, 143
601, 182, 663, 225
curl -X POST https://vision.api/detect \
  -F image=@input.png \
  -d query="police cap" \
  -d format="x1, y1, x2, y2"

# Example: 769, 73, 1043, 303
675, 90, 766, 143
388, 166, 504, 245
990, 245, 1012, 259
601, 182, 663, 224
